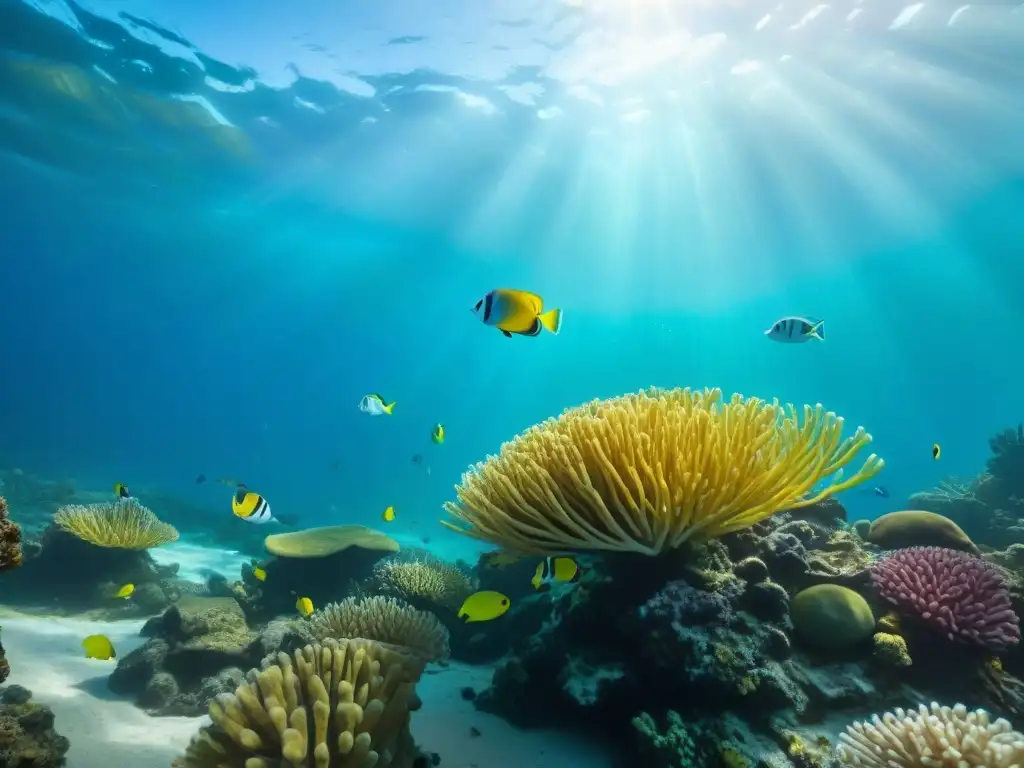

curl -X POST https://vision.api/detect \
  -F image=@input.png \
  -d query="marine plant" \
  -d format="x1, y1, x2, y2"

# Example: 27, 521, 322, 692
54, 498, 178, 549
443, 387, 883, 554
871, 546, 1020, 651
372, 553, 476, 611
307, 596, 450, 662
836, 702, 1024, 767
173, 638, 425, 768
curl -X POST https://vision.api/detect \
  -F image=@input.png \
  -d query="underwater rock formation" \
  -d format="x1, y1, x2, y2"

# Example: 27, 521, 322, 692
173, 638, 429, 768
109, 596, 311, 716
0, 684, 70, 767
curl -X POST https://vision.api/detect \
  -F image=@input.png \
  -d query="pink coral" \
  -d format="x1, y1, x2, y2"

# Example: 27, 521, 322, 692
871, 545, 1020, 650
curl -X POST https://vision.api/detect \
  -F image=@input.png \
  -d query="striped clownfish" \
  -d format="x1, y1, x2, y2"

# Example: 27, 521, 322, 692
471, 289, 562, 339
231, 485, 273, 524
530, 556, 582, 591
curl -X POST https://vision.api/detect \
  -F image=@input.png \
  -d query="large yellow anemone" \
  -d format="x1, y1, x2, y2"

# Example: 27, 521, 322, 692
54, 498, 179, 549
442, 387, 883, 555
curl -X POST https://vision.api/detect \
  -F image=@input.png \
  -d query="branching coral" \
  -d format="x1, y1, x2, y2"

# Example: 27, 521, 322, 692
0, 495, 22, 571
988, 424, 1024, 482
372, 554, 476, 611
836, 702, 1024, 767
173, 638, 425, 768
54, 498, 178, 549
308, 597, 449, 663
442, 387, 883, 555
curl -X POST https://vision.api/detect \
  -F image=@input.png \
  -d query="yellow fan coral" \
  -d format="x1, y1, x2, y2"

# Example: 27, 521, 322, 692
54, 498, 178, 549
173, 638, 425, 768
373, 553, 477, 611
442, 387, 883, 555
308, 596, 450, 662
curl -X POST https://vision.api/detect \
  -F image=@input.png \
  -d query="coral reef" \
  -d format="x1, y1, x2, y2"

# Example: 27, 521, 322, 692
371, 550, 476, 611
54, 498, 178, 549
109, 596, 310, 715
443, 387, 883, 554
173, 638, 427, 768
263, 525, 398, 558
308, 596, 450, 663
0, 684, 70, 767
0, 496, 23, 572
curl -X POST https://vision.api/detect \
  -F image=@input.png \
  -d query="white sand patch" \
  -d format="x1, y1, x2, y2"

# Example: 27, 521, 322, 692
149, 541, 251, 582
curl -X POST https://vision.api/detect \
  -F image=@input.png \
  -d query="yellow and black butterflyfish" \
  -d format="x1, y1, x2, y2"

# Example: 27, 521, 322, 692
231, 484, 274, 524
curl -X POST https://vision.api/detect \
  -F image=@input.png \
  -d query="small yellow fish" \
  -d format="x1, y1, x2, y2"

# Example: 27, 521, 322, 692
113, 482, 131, 499
458, 590, 511, 623
482, 551, 523, 569
471, 289, 563, 338
381, 506, 396, 523
431, 423, 445, 444
932, 443, 941, 460
296, 596, 314, 617
82, 634, 116, 661
252, 566, 267, 582
115, 583, 135, 599
531, 557, 582, 590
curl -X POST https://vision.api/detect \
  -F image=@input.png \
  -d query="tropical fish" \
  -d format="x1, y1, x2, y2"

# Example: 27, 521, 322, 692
457, 591, 511, 623
359, 393, 396, 416
481, 551, 524, 569
873, 486, 890, 498
932, 443, 941, 460
114, 584, 135, 599
471, 289, 562, 338
296, 597, 314, 617
381, 506, 396, 523
531, 557, 582, 590
764, 316, 825, 343
82, 634, 116, 661
232, 485, 274, 524
195, 474, 206, 484
251, 566, 267, 582
113, 482, 131, 499
431, 423, 445, 444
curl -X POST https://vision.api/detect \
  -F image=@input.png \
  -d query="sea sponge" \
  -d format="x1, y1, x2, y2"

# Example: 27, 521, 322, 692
373, 555, 476, 610
265, 525, 399, 558
836, 702, 1024, 767
308, 596, 450, 662
173, 638, 425, 768
54, 498, 178, 549
790, 584, 875, 651
871, 546, 1020, 651
0, 496, 22, 571
442, 387, 883, 555
866, 510, 978, 553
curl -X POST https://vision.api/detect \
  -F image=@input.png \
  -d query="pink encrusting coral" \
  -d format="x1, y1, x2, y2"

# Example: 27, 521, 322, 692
871, 545, 1021, 651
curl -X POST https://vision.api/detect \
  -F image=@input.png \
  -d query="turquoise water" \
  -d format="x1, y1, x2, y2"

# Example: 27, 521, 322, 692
1, 0, 1023, 546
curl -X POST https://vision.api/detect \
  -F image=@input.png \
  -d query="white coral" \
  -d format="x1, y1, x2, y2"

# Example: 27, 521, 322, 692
837, 702, 1024, 767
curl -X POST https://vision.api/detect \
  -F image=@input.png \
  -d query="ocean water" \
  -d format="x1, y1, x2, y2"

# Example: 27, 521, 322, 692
1, 0, 1024, 765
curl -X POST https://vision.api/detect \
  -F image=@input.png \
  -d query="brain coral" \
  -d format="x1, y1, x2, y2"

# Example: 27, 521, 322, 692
871, 546, 1020, 651
790, 584, 875, 651
443, 387, 883, 555
866, 510, 978, 554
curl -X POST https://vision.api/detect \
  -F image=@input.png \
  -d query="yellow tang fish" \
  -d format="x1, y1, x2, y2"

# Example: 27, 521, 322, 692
115, 584, 135, 599
457, 590, 511, 623
296, 597, 314, 617
531, 557, 582, 591
932, 443, 941, 460
232, 484, 274, 524
82, 634, 116, 661
381, 506, 396, 523
113, 482, 131, 499
471, 289, 562, 339
431, 423, 445, 444
251, 566, 267, 582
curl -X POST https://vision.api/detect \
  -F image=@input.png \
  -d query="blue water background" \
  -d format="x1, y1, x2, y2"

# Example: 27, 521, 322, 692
1, 0, 1023, 555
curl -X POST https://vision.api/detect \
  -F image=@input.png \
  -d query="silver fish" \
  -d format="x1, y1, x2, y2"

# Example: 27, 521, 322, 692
765, 316, 825, 343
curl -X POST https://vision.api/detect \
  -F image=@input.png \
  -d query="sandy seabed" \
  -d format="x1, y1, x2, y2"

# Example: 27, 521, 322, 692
1, 614, 613, 768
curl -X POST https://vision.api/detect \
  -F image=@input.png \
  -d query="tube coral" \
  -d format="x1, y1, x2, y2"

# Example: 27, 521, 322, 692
443, 387, 883, 555
54, 498, 178, 549
871, 546, 1020, 651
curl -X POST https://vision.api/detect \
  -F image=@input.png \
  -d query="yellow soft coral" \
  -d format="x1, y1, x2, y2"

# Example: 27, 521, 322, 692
373, 555, 476, 610
872, 632, 912, 667
54, 498, 178, 549
173, 638, 424, 768
308, 596, 450, 662
443, 387, 883, 555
